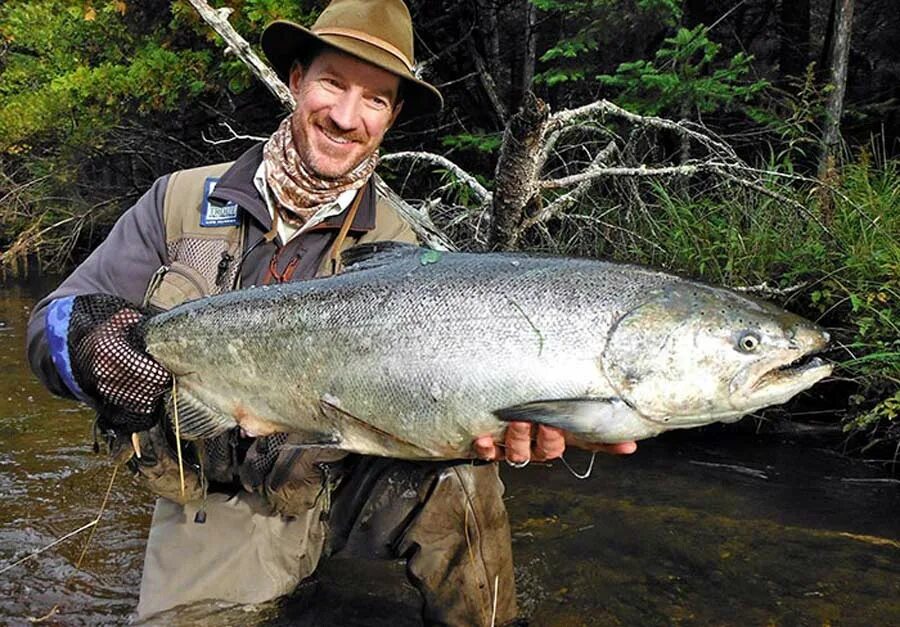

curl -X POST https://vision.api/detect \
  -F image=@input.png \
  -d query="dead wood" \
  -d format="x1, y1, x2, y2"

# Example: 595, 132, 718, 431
489, 92, 550, 250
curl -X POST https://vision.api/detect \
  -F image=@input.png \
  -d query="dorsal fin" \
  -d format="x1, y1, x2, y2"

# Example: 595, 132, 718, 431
340, 241, 422, 273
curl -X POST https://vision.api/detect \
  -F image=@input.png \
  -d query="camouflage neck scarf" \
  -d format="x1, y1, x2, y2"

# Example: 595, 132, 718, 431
263, 116, 377, 227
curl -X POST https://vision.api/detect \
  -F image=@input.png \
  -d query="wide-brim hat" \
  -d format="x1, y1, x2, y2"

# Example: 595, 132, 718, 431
261, 0, 443, 121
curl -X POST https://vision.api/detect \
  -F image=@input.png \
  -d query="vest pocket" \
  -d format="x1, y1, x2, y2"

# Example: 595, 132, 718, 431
144, 261, 212, 311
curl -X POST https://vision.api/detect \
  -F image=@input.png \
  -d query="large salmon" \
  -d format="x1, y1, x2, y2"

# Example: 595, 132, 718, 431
142, 243, 831, 459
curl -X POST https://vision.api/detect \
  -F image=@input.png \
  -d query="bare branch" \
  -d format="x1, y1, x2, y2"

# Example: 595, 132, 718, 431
466, 39, 508, 125
201, 122, 267, 145
550, 99, 737, 160
185, 0, 295, 109
537, 124, 614, 173
715, 169, 834, 238
372, 175, 457, 251
380, 151, 491, 204
542, 163, 708, 189
519, 140, 618, 235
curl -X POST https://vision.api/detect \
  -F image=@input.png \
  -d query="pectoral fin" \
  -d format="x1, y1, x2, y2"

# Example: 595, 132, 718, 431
318, 395, 433, 456
493, 398, 653, 443
166, 389, 236, 440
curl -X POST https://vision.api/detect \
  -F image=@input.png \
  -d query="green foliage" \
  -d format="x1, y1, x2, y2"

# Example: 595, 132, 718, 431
574, 149, 900, 442
440, 132, 503, 154
844, 390, 899, 435
0, 2, 203, 152
0, 0, 320, 154
0, 0, 323, 266
533, 0, 684, 88
805, 155, 900, 441
597, 25, 769, 116
534, 2, 767, 122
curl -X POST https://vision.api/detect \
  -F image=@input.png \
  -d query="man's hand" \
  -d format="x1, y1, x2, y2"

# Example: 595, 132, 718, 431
88, 309, 171, 417
67, 295, 171, 432
472, 422, 637, 464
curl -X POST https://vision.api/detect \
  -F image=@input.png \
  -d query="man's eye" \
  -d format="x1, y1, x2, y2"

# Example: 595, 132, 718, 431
322, 78, 342, 89
369, 97, 390, 110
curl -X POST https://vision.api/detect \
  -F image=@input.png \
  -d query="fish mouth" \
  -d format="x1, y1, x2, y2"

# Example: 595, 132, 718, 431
756, 352, 832, 388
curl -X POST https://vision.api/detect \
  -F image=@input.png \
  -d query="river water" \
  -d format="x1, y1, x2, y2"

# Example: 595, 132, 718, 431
0, 279, 897, 626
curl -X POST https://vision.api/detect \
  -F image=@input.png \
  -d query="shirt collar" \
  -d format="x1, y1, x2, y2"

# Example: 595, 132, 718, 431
209, 143, 379, 236
253, 161, 358, 243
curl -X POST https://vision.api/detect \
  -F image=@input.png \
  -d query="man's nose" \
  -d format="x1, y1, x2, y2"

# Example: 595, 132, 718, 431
327, 92, 361, 131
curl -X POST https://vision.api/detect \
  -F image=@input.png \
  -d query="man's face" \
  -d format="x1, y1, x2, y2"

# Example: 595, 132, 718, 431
289, 49, 403, 180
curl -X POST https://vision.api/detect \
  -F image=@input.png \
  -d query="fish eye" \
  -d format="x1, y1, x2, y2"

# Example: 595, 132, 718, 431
737, 332, 760, 352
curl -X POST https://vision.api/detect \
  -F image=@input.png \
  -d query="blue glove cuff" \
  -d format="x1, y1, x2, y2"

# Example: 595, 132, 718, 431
45, 296, 92, 403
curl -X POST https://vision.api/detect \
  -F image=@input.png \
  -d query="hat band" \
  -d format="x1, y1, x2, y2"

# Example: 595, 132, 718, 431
313, 26, 414, 72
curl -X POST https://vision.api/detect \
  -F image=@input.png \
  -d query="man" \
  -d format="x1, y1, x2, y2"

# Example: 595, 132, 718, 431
26, 0, 635, 624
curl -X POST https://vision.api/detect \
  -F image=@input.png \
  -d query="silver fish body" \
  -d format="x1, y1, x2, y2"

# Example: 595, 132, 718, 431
143, 244, 832, 460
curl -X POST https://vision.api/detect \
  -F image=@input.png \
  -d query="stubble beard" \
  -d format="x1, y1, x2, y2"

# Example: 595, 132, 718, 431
291, 113, 373, 181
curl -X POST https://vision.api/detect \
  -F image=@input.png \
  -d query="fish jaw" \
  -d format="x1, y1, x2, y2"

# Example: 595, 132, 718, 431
728, 320, 833, 413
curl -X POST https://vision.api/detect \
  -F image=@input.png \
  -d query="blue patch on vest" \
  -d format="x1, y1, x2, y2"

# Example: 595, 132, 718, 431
46, 296, 91, 404
200, 177, 240, 227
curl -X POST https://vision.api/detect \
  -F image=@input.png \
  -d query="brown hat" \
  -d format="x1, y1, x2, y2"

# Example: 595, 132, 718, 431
261, 0, 443, 120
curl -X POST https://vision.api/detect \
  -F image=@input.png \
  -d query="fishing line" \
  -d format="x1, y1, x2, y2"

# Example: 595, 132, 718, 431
0, 522, 97, 577
171, 379, 186, 499
489, 575, 499, 627
75, 463, 118, 568
559, 451, 597, 479
0, 464, 119, 577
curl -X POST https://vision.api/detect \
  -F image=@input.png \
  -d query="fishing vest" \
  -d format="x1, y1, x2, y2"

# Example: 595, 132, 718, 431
134, 161, 415, 501
142, 162, 413, 310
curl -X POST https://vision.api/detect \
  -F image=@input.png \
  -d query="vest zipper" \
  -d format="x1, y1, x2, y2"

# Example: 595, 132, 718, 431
142, 266, 169, 308
215, 251, 234, 288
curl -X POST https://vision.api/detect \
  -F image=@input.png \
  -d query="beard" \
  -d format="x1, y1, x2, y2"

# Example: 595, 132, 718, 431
290, 112, 375, 181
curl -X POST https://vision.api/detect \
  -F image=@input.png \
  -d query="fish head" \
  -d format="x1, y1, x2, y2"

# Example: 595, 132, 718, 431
600, 283, 832, 429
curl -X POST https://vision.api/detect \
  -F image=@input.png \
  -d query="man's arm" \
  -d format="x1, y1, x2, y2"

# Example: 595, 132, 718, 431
26, 175, 171, 398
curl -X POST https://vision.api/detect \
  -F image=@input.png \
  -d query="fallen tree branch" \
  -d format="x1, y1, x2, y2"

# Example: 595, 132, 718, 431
380, 151, 491, 204
185, 0, 295, 108
518, 140, 618, 237
372, 176, 457, 251
542, 162, 707, 189
549, 99, 737, 160
537, 124, 614, 173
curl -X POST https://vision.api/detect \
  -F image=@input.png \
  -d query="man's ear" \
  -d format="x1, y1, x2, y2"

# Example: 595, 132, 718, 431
387, 100, 404, 130
288, 63, 305, 98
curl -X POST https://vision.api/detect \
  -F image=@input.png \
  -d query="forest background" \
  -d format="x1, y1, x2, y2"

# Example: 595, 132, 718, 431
1, 0, 898, 453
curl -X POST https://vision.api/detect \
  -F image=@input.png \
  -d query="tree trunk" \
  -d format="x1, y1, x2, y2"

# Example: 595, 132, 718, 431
473, 0, 507, 124
818, 0, 838, 80
508, 0, 536, 114
490, 92, 549, 251
820, 0, 854, 171
779, 0, 810, 80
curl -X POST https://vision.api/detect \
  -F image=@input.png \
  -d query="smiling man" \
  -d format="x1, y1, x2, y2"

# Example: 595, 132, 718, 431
26, 0, 633, 623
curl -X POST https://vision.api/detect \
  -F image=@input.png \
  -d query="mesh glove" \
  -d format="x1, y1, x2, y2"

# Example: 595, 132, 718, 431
66, 293, 171, 433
